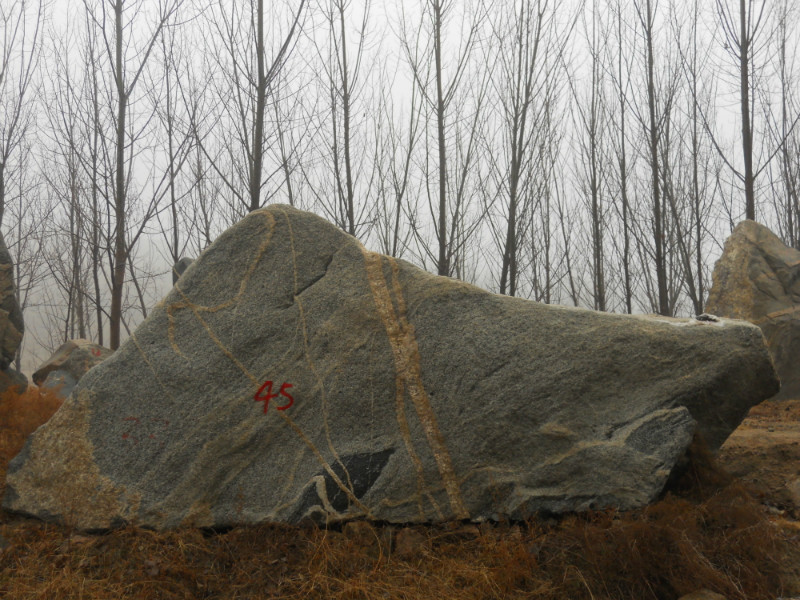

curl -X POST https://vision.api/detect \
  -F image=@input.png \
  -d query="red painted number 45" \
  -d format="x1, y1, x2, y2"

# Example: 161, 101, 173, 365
254, 381, 294, 413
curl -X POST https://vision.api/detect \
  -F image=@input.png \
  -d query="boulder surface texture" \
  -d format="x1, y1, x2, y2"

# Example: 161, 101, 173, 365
706, 220, 800, 401
4, 206, 779, 530
0, 231, 24, 370
32, 339, 112, 397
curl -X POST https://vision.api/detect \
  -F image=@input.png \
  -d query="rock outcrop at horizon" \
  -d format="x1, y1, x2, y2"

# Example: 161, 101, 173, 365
3, 206, 779, 530
0, 232, 26, 394
706, 220, 800, 401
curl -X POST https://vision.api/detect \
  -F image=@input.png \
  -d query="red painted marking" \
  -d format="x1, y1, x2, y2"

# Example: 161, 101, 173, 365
123, 416, 141, 424
276, 383, 294, 410
122, 433, 129, 440
91, 348, 102, 357
254, 381, 294, 413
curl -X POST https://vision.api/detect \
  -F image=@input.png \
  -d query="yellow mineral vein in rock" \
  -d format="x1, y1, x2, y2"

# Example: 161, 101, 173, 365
167, 210, 277, 356
279, 206, 355, 495
164, 209, 371, 518
360, 247, 469, 519
6, 390, 141, 529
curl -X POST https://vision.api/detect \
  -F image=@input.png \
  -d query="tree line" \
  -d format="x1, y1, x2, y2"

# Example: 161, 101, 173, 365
2, 0, 799, 372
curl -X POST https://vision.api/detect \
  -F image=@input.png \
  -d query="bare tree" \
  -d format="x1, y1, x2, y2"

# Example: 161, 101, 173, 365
82, 0, 186, 349
371, 67, 421, 259
0, 0, 45, 227
667, 0, 720, 315
713, 0, 767, 220
765, 0, 800, 246
399, 0, 489, 277
400, 0, 485, 276
605, 0, 638, 314
569, 1, 608, 311
487, 0, 574, 298
201, 0, 307, 220
313, 0, 375, 237
633, 0, 671, 316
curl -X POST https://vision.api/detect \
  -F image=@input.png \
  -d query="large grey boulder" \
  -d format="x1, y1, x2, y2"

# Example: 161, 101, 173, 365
3, 206, 778, 530
32, 339, 112, 398
706, 220, 800, 401
0, 231, 23, 371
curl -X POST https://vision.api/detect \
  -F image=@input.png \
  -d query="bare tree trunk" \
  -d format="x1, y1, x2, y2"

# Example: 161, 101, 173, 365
739, 0, 755, 220
250, 0, 267, 212
690, 1, 705, 314
85, 0, 186, 349
714, 0, 771, 221
109, 0, 127, 350
0, 0, 44, 228
615, 0, 633, 314
338, 4, 356, 235
433, 1, 449, 276
589, 6, 605, 312
640, 0, 669, 316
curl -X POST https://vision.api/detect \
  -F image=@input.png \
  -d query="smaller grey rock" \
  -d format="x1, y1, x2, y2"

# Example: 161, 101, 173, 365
0, 368, 27, 395
32, 339, 111, 389
172, 257, 195, 285
41, 370, 78, 399
694, 313, 719, 323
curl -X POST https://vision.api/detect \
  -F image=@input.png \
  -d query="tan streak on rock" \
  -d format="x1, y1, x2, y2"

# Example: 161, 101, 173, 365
361, 248, 468, 519
164, 209, 369, 518
279, 207, 354, 494
167, 210, 277, 356
175, 272, 369, 517
394, 374, 435, 520
277, 410, 372, 516
753, 305, 800, 324
5, 390, 141, 529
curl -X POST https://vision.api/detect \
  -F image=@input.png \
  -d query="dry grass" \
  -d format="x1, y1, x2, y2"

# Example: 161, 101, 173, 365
0, 384, 63, 484
0, 388, 796, 600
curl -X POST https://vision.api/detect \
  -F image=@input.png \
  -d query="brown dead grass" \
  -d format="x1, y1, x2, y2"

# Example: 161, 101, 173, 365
0, 384, 63, 484
0, 388, 796, 600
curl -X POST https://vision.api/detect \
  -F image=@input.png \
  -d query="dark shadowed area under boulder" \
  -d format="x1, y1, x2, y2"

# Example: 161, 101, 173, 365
3, 206, 778, 530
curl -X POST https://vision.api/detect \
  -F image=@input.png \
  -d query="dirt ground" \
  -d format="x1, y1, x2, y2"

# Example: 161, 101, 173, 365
720, 399, 800, 515
719, 398, 800, 594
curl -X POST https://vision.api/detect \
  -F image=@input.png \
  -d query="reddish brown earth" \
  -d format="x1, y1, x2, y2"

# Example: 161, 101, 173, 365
720, 400, 800, 516
719, 399, 800, 593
